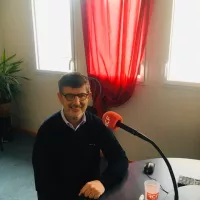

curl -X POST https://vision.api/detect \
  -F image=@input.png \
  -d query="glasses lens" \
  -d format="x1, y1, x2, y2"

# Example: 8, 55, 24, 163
65, 94, 75, 101
77, 93, 88, 101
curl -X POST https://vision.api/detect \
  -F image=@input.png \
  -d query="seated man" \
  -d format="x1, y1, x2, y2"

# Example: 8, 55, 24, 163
32, 72, 128, 200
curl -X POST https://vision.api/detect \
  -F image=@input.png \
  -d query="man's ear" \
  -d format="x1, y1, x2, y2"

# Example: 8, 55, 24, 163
88, 92, 92, 100
57, 92, 63, 104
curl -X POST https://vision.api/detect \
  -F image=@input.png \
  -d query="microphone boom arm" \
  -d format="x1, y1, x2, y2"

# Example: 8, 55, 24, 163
116, 121, 179, 200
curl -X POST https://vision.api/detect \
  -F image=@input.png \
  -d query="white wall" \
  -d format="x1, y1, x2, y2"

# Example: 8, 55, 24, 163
1, 0, 200, 160
0, 1, 3, 52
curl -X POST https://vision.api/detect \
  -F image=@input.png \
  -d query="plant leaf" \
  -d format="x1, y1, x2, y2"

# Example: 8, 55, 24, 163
7, 76, 20, 84
13, 75, 30, 80
0, 50, 29, 102
6, 83, 13, 99
2, 49, 6, 62
3, 54, 16, 63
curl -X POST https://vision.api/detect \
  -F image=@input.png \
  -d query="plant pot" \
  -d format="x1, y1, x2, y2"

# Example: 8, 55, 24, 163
0, 103, 11, 117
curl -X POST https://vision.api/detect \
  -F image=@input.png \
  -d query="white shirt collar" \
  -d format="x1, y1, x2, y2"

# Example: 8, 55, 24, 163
61, 108, 86, 131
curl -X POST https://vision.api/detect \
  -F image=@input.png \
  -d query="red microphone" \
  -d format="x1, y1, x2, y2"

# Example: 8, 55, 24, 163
102, 111, 123, 130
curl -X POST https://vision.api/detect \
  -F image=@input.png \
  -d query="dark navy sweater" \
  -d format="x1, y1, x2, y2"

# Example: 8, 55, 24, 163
32, 111, 128, 200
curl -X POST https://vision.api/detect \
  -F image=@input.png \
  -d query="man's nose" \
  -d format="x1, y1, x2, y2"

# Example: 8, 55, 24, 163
73, 96, 80, 104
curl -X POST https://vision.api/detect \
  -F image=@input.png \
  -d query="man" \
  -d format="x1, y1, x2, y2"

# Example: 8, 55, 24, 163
32, 72, 128, 200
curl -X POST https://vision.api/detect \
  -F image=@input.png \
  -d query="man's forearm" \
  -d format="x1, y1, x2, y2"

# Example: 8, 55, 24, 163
99, 156, 128, 189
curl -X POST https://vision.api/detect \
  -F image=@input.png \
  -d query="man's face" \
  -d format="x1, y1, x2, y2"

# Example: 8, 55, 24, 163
57, 85, 91, 122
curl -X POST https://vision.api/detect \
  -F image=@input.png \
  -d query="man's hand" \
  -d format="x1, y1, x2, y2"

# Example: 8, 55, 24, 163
79, 180, 105, 199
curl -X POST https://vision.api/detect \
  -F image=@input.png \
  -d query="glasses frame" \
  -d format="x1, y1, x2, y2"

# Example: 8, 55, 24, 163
62, 93, 89, 101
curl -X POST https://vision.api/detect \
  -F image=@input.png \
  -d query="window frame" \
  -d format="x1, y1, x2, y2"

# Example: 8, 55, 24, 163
137, 49, 148, 84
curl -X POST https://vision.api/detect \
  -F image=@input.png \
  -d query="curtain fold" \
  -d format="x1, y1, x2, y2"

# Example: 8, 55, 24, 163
81, 0, 154, 117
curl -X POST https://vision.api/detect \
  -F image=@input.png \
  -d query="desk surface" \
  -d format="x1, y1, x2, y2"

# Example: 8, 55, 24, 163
101, 158, 200, 200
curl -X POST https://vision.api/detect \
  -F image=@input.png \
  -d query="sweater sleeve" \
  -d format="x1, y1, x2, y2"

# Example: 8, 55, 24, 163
97, 119, 129, 190
32, 125, 48, 192
32, 124, 64, 199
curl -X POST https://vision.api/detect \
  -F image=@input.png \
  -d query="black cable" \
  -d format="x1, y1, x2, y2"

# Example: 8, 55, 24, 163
146, 174, 169, 194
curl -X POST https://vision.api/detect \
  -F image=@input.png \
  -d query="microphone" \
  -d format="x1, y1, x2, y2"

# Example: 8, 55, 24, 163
102, 111, 179, 200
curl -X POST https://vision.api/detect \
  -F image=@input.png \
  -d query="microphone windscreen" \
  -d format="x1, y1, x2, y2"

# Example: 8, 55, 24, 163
102, 111, 123, 130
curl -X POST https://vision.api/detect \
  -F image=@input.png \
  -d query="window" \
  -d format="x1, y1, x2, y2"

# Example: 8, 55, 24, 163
166, 0, 200, 84
137, 62, 145, 83
31, 0, 74, 72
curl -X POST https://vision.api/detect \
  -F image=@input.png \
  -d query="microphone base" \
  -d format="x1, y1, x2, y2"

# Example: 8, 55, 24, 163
164, 185, 200, 200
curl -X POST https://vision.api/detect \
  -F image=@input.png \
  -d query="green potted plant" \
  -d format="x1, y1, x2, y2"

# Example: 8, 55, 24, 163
0, 49, 29, 117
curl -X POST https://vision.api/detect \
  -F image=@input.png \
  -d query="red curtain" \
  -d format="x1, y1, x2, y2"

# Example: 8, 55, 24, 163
81, 0, 154, 117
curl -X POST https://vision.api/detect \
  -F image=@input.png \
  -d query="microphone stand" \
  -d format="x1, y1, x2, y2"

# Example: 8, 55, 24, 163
116, 121, 179, 200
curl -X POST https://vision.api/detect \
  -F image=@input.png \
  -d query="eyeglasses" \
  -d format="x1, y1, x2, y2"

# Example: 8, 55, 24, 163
62, 93, 89, 101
